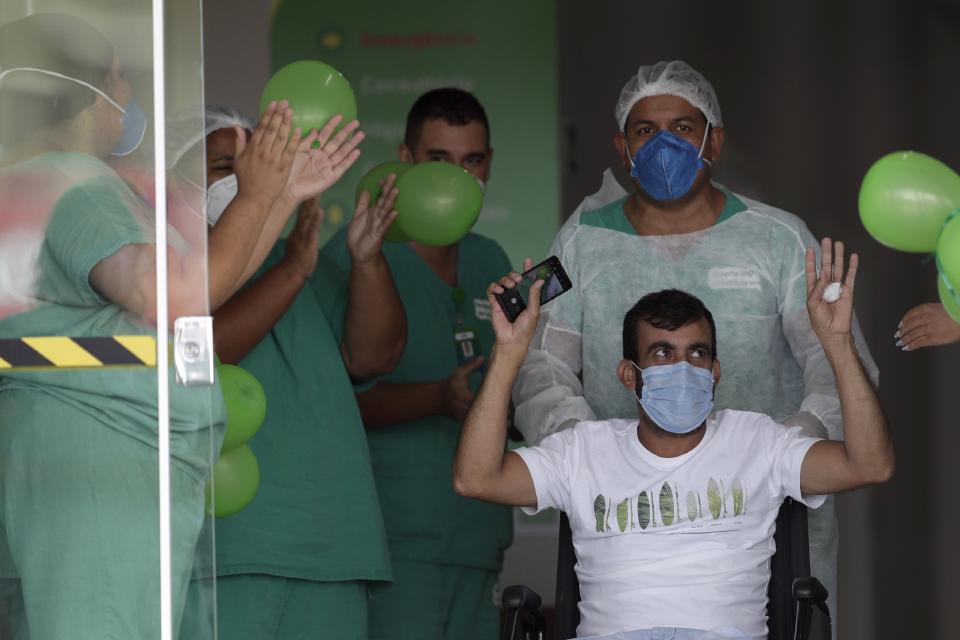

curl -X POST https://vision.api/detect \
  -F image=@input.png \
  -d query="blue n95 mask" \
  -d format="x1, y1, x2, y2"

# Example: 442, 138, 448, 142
626, 126, 711, 201
632, 361, 715, 434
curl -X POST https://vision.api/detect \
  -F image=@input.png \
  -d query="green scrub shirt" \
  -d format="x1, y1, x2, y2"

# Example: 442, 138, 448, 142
579, 187, 747, 234
322, 231, 514, 571
213, 242, 392, 584
0, 152, 223, 638
0, 153, 225, 478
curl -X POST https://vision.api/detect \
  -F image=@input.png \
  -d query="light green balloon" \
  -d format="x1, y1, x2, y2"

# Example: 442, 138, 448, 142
355, 161, 411, 243
260, 60, 357, 135
939, 273, 960, 324
393, 162, 483, 247
218, 364, 266, 452
936, 211, 960, 293
206, 444, 261, 518
858, 151, 960, 253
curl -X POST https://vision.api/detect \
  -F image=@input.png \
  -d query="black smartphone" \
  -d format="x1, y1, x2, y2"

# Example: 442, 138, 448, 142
495, 255, 572, 322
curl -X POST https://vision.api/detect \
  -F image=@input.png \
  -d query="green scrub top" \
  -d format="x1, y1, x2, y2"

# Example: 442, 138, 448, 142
213, 242, 392, 584
322, 231, 514, 571
580, 187, 747, 234
0, 152, 225, 481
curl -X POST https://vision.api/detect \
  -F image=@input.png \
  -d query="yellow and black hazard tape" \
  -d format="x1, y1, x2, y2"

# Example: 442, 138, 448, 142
0, 336, 156, 370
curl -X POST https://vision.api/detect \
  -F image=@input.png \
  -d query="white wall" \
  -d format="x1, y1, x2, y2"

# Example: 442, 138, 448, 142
202, 0, 272, 117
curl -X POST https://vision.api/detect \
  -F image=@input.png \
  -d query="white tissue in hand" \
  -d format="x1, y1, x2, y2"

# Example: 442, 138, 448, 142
823, 282, 843, 303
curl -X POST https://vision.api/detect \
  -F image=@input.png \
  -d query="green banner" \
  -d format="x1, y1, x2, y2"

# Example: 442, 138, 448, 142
270, 0, 559, 267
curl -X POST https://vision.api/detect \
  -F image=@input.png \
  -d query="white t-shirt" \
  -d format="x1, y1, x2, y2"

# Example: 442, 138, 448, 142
514, 410, 825, 639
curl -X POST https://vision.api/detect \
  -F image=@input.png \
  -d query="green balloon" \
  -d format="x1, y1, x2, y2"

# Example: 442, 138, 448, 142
939, 273, 960, 324
206, 444, 260, 518
936, 211, 960, 292
218, 364, 266, 452
260, 60, 357, 135
355, 161, 412, 242
393, 162, 483, 247
859, 151, 960, 253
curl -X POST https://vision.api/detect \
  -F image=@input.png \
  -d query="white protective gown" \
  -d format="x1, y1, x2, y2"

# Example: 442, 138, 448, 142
513, 170, 879, 627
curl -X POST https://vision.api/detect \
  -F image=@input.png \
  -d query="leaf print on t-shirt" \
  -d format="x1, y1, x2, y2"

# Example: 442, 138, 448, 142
732, 477, 746, 516
687, 489, 700, 521
594, 495, 606, 533
637, 491, 651, 530
617, 497, 630, 532
660, 483, 675, 527
708, 478, 722, 520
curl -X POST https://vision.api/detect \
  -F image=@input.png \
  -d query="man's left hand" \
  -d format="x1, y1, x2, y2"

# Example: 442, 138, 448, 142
805, 237, 857, 348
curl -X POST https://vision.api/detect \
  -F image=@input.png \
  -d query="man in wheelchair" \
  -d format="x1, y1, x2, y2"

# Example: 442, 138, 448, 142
454, 239, 893, 639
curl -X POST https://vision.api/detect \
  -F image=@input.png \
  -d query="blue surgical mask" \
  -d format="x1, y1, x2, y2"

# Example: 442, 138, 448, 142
0, 67, 146, 156
109, 98, 146, 157
632, 361, 715, 434
626, 126, 711, 201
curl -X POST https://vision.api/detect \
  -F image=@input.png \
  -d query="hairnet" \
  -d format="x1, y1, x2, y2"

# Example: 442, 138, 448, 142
0, 13, 114, 146
615, 61, 722, 130
167, 105, 256, 170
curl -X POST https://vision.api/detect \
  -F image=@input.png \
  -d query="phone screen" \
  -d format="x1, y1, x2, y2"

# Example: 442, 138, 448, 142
518, 261, 567, 306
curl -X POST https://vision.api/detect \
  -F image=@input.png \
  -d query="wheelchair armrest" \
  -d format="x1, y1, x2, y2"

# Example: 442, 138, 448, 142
792, 577, 828, 605
501, 584, 543, 611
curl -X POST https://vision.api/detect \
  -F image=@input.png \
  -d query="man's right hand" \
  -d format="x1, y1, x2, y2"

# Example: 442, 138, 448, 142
441, 357, 486, 423
487, 259, 545, 356
233, 100, 300, 208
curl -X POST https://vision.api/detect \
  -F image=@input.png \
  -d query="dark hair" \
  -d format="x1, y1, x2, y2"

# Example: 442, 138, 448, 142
404, 87, 489, 150
622, 289, 717, 362
0, 13, 114, 146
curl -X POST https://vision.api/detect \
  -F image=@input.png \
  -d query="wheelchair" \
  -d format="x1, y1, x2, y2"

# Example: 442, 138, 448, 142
501, 498, 831, 640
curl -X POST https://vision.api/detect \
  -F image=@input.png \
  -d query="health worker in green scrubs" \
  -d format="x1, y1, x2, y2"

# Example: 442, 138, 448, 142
323, 88, 514, 640
0, 14, 306, 640
193, 109, 407, 640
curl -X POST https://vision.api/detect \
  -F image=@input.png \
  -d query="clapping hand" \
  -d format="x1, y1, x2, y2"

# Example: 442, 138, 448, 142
233, 100, 300, 207
284, 115, 365, 205
347, 173, 400, 266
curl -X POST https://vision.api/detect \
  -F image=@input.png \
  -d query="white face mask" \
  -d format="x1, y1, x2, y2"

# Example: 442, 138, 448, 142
206, 174, 238, 226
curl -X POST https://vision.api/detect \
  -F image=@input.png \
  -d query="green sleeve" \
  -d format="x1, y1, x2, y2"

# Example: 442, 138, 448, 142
307, 253, 350, 344
37, 176, 148, 306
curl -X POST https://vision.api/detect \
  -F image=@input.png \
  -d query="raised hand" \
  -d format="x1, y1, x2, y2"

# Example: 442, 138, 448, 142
233, 100, 301, 207
896, 302, 960, 351
347, 173, 399, 265
805, 237, 857, 346
487, 258, 545, 352
284, 115, 365, 204
281, 198, 323, 280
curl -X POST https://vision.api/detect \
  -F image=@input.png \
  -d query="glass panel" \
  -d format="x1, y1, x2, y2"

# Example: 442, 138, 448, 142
0, 1, 215, 639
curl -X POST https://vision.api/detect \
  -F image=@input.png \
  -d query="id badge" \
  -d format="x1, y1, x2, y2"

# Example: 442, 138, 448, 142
453, 327, 481, 365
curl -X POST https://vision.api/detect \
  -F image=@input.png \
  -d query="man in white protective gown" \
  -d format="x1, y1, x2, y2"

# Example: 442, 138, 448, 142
511, 61, 879, 626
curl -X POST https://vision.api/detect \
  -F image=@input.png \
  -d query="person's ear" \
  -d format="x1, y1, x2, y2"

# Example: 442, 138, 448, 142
617, 358, 637, 392
706, 126, 724, 163
397, 143, 413, 163
614, 133, 631, 169
712, 358, 721, 390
